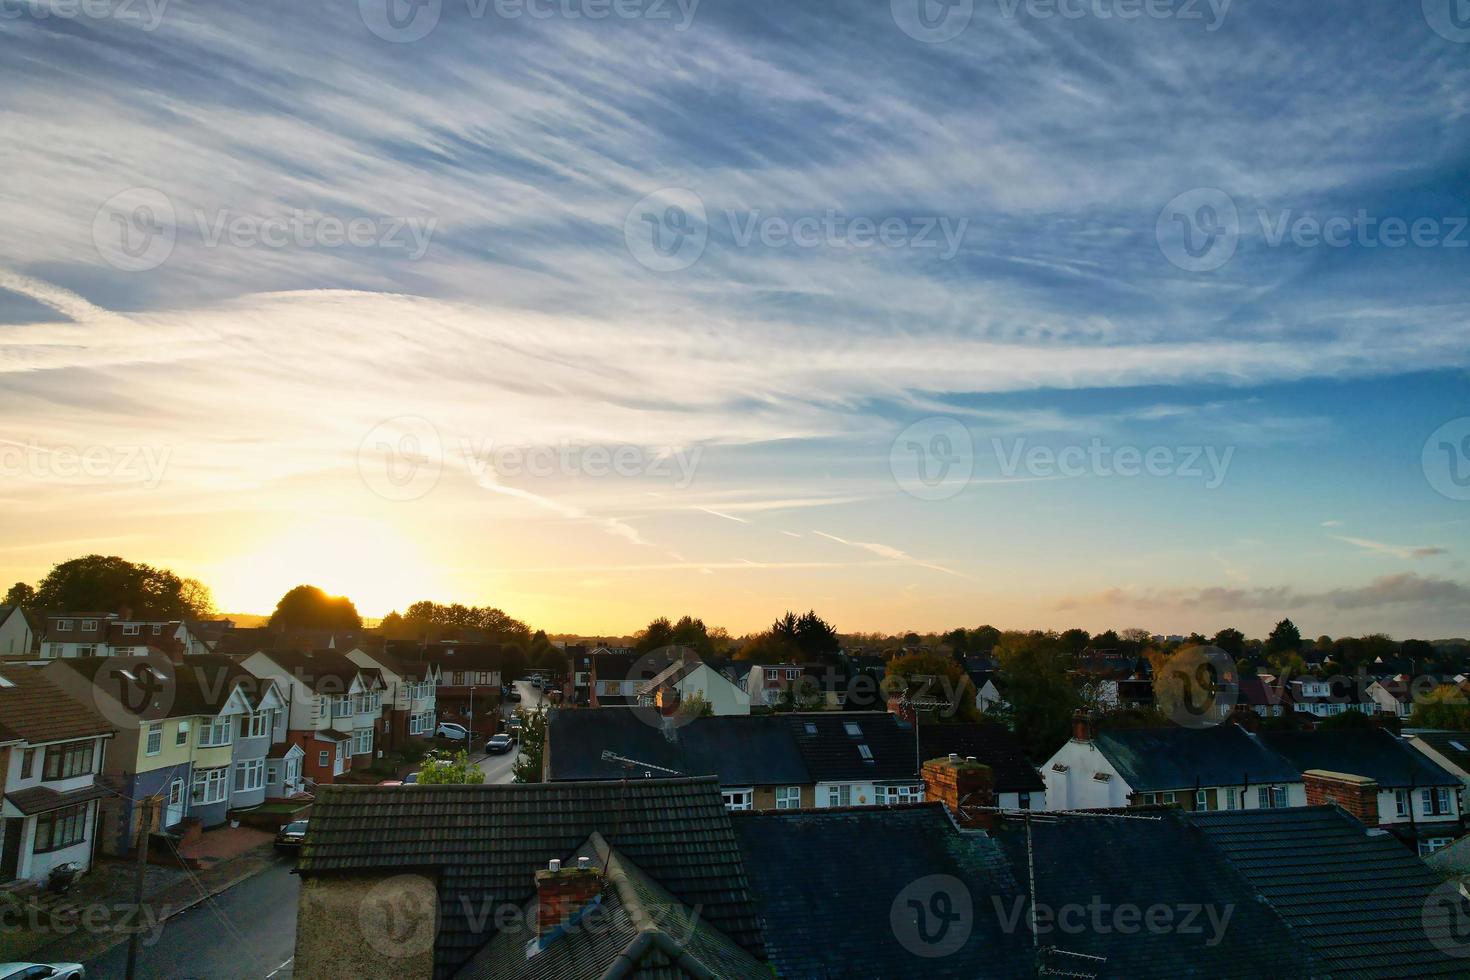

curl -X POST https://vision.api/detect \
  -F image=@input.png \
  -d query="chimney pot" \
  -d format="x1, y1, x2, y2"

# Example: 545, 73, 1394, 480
578, 856, 590, 870
948, 753, 959, 763
548, 859, 561, 872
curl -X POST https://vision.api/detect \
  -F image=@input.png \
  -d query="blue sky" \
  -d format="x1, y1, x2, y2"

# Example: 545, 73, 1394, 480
0, 0, 1466, 637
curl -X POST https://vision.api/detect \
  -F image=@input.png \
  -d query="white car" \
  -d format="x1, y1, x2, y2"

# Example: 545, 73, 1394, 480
435, 722, 469, 740
0, 965, 86, 980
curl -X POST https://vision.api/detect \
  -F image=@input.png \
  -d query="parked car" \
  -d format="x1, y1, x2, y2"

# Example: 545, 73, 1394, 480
436, 722, 469, 740
485, 733, 514, 754
275, 820, 309, 852
509, 723, 523, 742
0, 964, 85, 979
403, 771, 419, 784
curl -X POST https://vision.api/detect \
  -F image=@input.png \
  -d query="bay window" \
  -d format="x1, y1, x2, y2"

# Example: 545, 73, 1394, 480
191, 767, 229, 805
43, 740, 94, 781
199, 717, 233, 747
34, 803, 90, 853
234, 759, 265, 793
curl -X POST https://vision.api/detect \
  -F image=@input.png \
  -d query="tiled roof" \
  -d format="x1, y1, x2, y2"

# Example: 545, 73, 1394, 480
547, 708, 810, 785
1092, 724, 1300, 791
6, 782, 109, 815
298, 778, 763, 978
54, 654, 260, 718
989, 809, 1318, 978
917, 723, 1044, 793
1263, 729, 1460, 788
458, 834, 767, 979
1411, 730, 1470, 773
416, 643, 509, 673
252, 649, 376, 693
1190, 805, 1467, 977
733, 804, 1032, 979
0, 665, 113, 744
787, 711, 918, 783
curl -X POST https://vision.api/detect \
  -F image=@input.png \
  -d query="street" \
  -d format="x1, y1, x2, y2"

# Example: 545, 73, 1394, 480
477, 679, 543, 783
88, 856, 299, 979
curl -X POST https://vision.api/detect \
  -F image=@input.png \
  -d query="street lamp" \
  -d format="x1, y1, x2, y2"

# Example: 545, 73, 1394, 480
468, 686, 476, 753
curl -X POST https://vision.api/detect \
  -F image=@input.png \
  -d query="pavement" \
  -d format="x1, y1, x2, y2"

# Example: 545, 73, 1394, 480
475, 679, 544, 784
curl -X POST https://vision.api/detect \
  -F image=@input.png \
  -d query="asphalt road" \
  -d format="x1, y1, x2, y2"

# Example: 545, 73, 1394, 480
88, 856, 300, 979
477, 679, 544, 784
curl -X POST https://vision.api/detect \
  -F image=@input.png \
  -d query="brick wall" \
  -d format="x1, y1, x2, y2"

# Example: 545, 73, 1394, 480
535, 865, 603, 936
922, 755, 995, 829
1303, 769, 1379, 825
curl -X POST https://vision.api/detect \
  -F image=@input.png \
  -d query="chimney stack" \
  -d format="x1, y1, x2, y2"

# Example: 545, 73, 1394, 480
922, 756, 995, 831
1302, 770, 1379, 825
535, 858, 602, 938
1071, 709, 1096, 742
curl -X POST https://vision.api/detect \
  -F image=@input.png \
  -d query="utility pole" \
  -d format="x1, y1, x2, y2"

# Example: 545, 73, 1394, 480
125, 794, 159, 980
467, 686, 476, 754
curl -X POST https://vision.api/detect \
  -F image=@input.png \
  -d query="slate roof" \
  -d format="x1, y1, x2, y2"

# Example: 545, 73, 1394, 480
1411, 730, 1470, 774
1263, 729, 1460, 788
0, 665, 113, 744
298, 778, 763, 978
1092, 724, 1300, 792
546, 708, 811, 785
252, 649, 378, 694
1190, 805, 1468, 977
6, 782, 109, 815
55, 653, 267, 720
989, 809, 1318, 979
733, 804, 1032, 979
459, 833, 767, 979
787, 711, 919, 783
917, 723, 1044, 794
418, 642, 509, 673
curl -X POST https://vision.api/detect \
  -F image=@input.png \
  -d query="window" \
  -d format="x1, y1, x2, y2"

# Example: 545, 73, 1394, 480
875, 784, 924, 805
43, 741, 94, 780
123, 624, 140, 636
34, 802, 90, 852
57, 620, 73, 631
1257, 786, 1287, 809
176, 721, 190, 746
766, 669, 778, 681
722, 789, 753, 811
1018, 792, 1032, 810
803, 722, 818, 736
786, 669, 799, 680
1421, 837, 1453, 856
240, 711, 272, 739
191, 767, 228, 805
1195, 790, 1209, 811
775, 786, 801, 809
352, 729, 373, 755
1225, 788, 1238, 811
1396, 789, 1410, 817
1438, 787, 1453, 815
152, 624, 163, 635
20, 749, 35, 779
199, 717, 233, 747
267, 763, 279, 784
857, 744, 874, 762
81, 620, 97, 631
76, 645, 97, 657
333, 696, 351, 718
318, 750, 329, 768
826, 784, 852, 807
146, 723, 163, 756
843, 722, 862, 738
234, 759, 265, 793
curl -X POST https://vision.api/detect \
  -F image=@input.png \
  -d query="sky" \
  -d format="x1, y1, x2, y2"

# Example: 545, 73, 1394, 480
1, 0, 1468, 639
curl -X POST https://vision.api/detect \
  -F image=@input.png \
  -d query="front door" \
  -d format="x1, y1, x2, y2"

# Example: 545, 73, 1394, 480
164, 778, 185, 826
1, 818, 22, 881
333, 742, 345, 776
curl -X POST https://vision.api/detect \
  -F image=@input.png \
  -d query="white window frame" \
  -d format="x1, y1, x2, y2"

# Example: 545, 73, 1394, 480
57, 620, 73, 632
82, 620, 97, 631
826, 784, 852, 807
1225, 788, 1238, 811
145, 723, 163, 756
1438, 787, 1452, 815
176, 720, 190, 746
123, 624, 140, 636
722, 788, 754, 812
775, 786, 801, 810
199, 716, 233, 747
1396, 789, 1410, 817
318, 750, 329, 768
352, 729, 372, 755
1195, 789, 1208, 811
876, 784, 924, 805
191, 767, 229, 805
234, 759, 265, 793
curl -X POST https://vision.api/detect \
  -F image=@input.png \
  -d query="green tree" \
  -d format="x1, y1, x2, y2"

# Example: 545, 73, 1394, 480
3, 582, 35, 607
34, 555, 213, 618
883, 651, 980, 722
1266, 618, 1302, 655
268, 585, 362, 631
418, 749, 486, 784
1058, 629, 1091, 655
1211, 628, 1246, 656
513, 706, 547, 783
677, 692, 715, 720
1408, 686, 1470, 731
996, 632, 1080, 761
635, 617, 675, 653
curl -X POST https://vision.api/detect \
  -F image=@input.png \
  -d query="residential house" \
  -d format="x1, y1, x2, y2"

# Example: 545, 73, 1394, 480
241, 649, 383, 785
738, 662, 847, 709
1263, 728, 1465, 854
916, 721, 1045, 809
412, 643, 502, 731
967, 667, 1005, 713
0, 606, 40, 658
637, 658, 750, 716
545, 709, 921, 810
1238, 675, 1289, 717
1407, 729, 1470, 813
345, 648, 439, 750
0, 666, 114, 885
1042, 712, 1305, 812
1366, 674, 1438, 719
36, 613, 213, 661
293, 777, 767, 979
1288, 676, 1376, 718
560, 643, 590, 705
